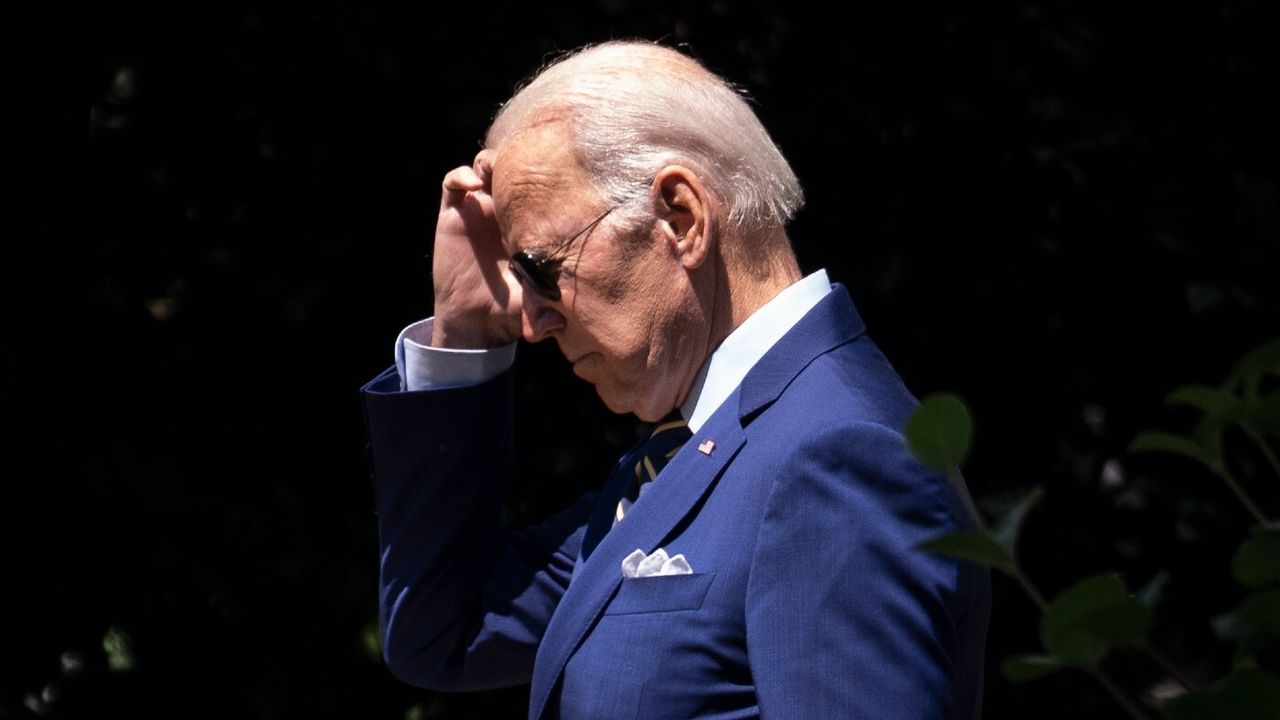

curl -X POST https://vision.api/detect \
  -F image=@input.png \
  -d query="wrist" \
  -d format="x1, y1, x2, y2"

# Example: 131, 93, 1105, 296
430, 313, 512, 349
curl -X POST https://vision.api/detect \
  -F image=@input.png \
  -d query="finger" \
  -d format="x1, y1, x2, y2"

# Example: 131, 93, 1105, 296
440, 165, 484, 208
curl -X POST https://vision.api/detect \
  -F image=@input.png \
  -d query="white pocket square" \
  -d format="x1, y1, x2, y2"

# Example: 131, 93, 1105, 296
621, 547, 693, 578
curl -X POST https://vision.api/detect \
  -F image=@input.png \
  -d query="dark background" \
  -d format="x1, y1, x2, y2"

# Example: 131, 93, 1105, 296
5, 1, 1279, 718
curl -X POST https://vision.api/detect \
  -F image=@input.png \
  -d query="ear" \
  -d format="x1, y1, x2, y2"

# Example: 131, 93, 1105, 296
473, 149, 496, 188
653, 165, 713, 269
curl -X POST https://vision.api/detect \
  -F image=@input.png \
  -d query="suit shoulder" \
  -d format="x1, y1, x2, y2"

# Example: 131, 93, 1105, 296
744, 336, 974, 533
767, 334, 920, 436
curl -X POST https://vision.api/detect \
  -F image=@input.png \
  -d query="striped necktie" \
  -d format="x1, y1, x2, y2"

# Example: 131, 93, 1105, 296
614, 411, 693, 525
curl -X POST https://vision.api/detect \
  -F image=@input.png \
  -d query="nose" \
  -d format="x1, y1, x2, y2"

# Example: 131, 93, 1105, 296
520, 289, 565, 343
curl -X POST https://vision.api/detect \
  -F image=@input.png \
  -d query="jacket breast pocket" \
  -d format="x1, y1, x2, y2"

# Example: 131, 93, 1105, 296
604, 572, 716, 616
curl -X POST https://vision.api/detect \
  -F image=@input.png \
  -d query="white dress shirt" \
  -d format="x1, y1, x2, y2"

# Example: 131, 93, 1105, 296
396, 269, 831, 435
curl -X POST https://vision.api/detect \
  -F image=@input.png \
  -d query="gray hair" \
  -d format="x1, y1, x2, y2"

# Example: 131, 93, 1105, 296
484, 41, 804, 239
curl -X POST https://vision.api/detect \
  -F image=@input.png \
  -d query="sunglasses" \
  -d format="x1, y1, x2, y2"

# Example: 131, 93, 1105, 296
508, 207, 614, 301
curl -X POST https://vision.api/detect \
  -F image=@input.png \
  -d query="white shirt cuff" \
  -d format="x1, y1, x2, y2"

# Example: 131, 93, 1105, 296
394, 318, 517, 391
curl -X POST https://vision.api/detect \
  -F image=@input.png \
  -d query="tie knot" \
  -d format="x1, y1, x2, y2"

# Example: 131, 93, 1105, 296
636, 411, 692, 484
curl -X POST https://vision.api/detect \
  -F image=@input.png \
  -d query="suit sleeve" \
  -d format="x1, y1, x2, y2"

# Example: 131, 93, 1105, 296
361, 365, 595, 692
744, 420, 989, 719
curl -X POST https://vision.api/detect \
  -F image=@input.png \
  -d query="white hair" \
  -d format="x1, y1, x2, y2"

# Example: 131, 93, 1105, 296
484, 41, 804, 239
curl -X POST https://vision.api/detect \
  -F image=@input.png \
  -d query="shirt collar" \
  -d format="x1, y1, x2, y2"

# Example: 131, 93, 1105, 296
679, 269, 832, 433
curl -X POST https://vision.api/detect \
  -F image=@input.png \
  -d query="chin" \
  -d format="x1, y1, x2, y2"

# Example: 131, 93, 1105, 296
592, 385, 646, 420
593, 375, 670, 421
596, 390, 633, 418
630, 406, 665, 422
619, 394, 669, 422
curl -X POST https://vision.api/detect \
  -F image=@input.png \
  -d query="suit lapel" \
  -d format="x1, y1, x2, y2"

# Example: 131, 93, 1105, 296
529, 406, 747, 720
576, 446, 640, 569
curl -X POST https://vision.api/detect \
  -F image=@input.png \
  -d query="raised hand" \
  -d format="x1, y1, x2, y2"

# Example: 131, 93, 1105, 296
429, 151, 522, 349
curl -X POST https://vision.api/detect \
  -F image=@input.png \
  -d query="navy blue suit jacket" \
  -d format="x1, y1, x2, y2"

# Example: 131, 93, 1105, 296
361, 286, 989, 719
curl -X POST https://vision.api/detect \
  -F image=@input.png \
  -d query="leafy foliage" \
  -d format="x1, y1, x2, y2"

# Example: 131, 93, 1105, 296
1001, 654, 1065, 683
101, 627, 135, 673
1213, 590, 1280, 651
913, 338, 1280, 718
1039, 575, 1150, 669
1232, 529, 1280, 590
918, 532, 1016, 576
1129, 432, 1217, 471
1163, 669, 1280, 720
905, 393, 973, 474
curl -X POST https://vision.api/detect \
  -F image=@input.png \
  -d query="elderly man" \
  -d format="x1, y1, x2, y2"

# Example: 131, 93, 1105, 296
361, 41, 989, 719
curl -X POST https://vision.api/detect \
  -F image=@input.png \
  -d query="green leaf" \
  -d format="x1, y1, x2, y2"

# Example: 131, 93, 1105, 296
1167, 386, 1240, 457
361, 622, 383, 663
1129, 431, 1218, 470
1213, 589, 1280, 650
991, 486, 1044, 554
1040, 574, 1151, 668
1225, 338, 1280, 400
1240, 391, 1280, 435
1167, 385, 1243, 418
102, 626, 135, 672
905, 393, 973, 474
1189, 415, 1227, 457
1163, 668, 1280, 720
1000, 654, 1065, 683
1233, 530, 1280, 589
917, 532, 1015, 576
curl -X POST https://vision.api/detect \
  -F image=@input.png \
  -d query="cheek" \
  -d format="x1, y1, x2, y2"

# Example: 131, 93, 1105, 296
578, 241, 687, 366
576, 274, 654, 351
592, 315, 650, 365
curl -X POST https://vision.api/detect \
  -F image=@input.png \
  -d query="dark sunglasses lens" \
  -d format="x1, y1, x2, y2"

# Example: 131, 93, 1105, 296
509, 253, 560, 300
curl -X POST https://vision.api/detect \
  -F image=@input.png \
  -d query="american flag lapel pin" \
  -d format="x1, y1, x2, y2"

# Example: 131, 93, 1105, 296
697, 439, 715, 455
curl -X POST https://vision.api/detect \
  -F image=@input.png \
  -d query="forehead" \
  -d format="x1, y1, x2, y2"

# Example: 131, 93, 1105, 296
492, 122, 600, 248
